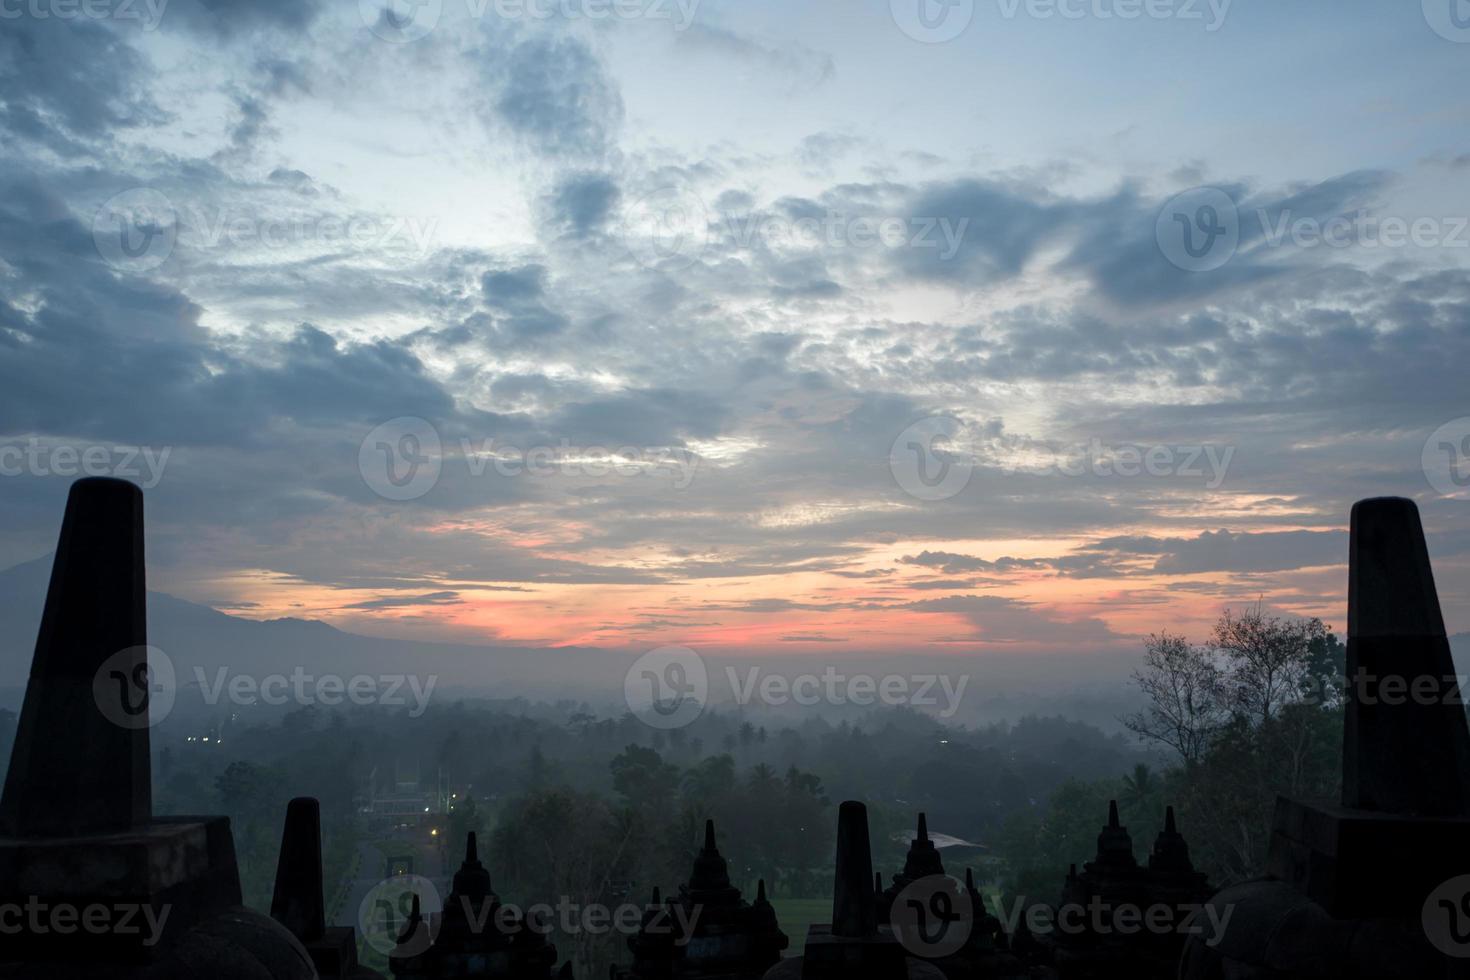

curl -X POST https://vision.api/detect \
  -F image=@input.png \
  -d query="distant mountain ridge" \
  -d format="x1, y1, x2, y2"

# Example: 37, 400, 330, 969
0, 554, 628, 714
12, 557, 1448, 729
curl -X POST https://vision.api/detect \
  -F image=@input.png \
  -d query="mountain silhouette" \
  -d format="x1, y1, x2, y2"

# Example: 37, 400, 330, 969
0, 554, 627, 715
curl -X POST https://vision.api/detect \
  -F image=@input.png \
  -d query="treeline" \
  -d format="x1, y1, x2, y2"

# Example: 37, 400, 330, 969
149, 694, 1150, 914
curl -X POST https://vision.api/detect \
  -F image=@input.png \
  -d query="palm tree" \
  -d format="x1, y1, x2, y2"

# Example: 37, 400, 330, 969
1121, 763, 1156, 809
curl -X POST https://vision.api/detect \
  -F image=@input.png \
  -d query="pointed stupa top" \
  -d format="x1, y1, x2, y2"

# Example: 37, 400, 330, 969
831, 800, 877, 938
452, 830, 493, 901
1148, 805, 1195, 874
1344, 497, 1470, 816
687, 818, 735, 896
0, 478, 150, 837
270, 797, 326, 942
899, 810, 945, 882
1091, 800, 1137, 869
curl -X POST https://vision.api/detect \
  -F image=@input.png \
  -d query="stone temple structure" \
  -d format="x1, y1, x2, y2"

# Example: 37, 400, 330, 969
763, 802, 944, 980
1041, 801, 1211, 979
389, 831, 569, 978
875, 814, 1024, 980
272, 796, 381, 978
7, 479, 1470, 980
1181, 497, 1470, 978
0, 478, 378, 978
611, 819, 788, 980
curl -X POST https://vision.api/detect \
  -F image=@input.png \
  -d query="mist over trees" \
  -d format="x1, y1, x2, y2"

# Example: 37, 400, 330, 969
76, 605, 1366, 975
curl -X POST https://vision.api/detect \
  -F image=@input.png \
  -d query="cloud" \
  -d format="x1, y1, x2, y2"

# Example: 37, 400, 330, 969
549, 172, 621, 237
1081, 530, 1348, 576
479, 35, 624, 159
2, 11, 1467, 652
0, 18, 166, 153
907, 595, 1126, 647
344, 591, 464, 610
166, 0, 326, 35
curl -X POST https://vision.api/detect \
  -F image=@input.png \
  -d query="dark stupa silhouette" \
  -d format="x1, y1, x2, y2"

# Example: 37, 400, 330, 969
0, 478, 378, 977
763, 801, 942, 980
1181, 497, 1470, 978
1040, 799, 1211, 979
613, 819, 788, 980
874, 813, 1023, 980
389, 831, 568, 978
271, 796, 378, 978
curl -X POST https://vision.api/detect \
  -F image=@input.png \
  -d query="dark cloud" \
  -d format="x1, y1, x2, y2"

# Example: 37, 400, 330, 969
549, 173, 620, 237
481, 36, 623, 159
1081, 530, 1348, 576
165, 0, 325, 36
0, 18, 166, 153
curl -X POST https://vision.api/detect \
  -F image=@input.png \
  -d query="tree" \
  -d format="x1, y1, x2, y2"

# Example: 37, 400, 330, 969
609, 745, 680, 813
1118, 609, 1344, 883
1212, 606, 1330, 727
1120, 763, 1156, 809
1122, 632, 1227, 766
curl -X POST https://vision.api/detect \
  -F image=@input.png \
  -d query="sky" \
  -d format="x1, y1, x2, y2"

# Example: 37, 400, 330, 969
2, 0, 1470, 660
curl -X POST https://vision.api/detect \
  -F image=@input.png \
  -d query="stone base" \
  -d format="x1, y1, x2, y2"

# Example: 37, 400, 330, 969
0, 816, 242, 960
1267, 797, 1470, 918
762, 951, 944, 980
798, 926, 910, 979
303, 926, 361, 978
